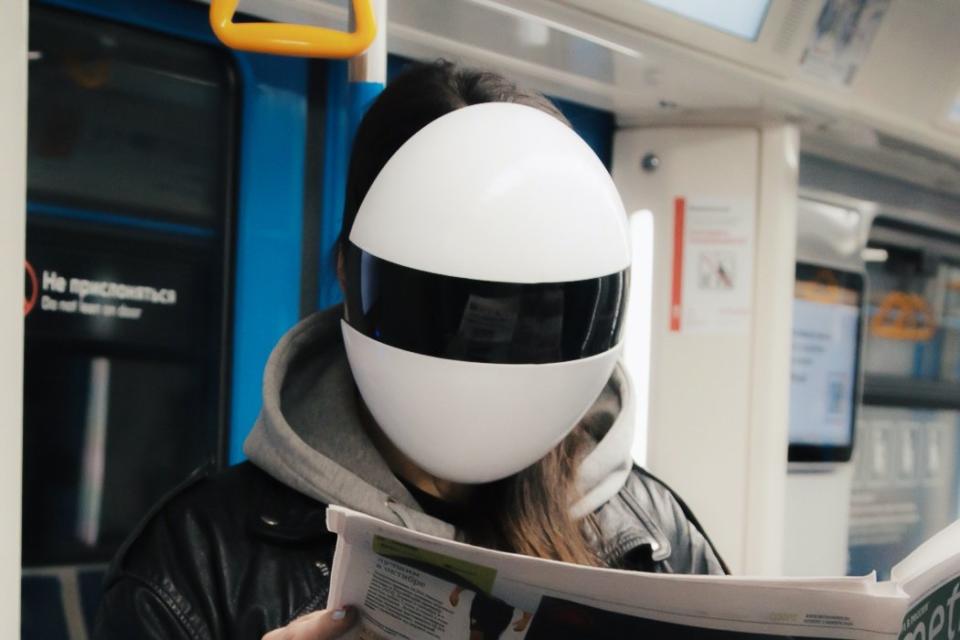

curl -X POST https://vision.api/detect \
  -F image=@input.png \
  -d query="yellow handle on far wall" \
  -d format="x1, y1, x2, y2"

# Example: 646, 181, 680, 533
209, 0, 377, 58
870, 291, 936, 342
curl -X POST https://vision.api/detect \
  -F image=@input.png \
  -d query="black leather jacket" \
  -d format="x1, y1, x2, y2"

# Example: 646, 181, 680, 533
93, 462, 726, 639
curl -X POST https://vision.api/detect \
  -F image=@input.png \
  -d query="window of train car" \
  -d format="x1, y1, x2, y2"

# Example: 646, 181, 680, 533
27, 8, 233, 225
22, 7, 237, 566
849, 224, 960, 577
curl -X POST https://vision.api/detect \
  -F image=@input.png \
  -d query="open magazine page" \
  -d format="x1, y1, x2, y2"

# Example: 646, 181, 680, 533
325, 506, 908, 640
890, 520, 960, 640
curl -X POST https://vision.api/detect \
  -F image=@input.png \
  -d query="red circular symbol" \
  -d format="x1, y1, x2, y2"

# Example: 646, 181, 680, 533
24, 260, 38, 317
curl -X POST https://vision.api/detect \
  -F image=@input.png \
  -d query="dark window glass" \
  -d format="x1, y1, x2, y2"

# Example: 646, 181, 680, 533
27, 8, 232, 226
23, 8, 236, 567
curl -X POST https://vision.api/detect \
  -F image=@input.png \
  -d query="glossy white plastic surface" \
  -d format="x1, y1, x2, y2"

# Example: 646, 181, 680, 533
349, 102, 630, 283
342, 321, 622, 483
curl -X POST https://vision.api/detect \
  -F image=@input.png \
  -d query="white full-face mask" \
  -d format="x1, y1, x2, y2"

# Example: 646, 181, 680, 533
341, 102, 631, 484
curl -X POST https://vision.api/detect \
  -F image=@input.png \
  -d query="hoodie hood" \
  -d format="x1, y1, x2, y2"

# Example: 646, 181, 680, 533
244, 305, 636, 538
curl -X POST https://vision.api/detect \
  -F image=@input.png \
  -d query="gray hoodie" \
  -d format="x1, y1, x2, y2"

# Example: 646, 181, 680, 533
244, 305, 636, 538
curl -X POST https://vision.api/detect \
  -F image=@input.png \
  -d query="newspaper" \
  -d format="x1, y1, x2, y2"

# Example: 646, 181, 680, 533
325, 506, 959, 640
890, 520, 960, 640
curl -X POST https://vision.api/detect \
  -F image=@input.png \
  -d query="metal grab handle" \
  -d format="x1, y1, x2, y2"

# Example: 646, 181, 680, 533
209, 0, 377, 58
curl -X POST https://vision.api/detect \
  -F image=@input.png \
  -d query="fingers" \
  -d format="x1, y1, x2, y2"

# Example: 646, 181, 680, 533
262, 607, 357, 640
515, 611, 532, 631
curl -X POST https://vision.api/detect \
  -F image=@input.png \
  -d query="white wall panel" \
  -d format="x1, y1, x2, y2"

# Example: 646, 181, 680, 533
613, 126, 797, 575
0, 0, 27, 629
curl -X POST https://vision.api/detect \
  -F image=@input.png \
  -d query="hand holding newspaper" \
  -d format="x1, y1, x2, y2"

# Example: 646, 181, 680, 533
325, 506, 960, 640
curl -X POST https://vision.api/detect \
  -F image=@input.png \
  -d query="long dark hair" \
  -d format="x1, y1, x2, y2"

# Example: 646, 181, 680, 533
340, 60, 601, 566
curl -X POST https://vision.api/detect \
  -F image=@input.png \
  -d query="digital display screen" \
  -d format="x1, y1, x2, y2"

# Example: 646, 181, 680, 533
643, 0, 772, 41
789, 264, 863, 461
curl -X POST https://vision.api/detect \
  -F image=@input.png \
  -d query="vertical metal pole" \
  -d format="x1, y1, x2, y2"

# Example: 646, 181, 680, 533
347, 0, 387, 138
77, 358, 110, 546
315, 0, 386, 311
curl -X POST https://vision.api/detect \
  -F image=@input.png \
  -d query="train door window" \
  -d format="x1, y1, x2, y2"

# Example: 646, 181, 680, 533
849, 220, 960, 577
27, 7, 231, 224
23, 7, 236, 567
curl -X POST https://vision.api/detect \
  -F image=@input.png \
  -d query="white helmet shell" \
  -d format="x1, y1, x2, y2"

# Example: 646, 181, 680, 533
349, 102, 631, 282
342, 102, 631, 484
342, 322, 622, 483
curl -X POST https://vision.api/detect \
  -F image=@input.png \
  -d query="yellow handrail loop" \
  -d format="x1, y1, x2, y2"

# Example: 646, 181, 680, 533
209, 0, 377, 58
870, 291, 936, 342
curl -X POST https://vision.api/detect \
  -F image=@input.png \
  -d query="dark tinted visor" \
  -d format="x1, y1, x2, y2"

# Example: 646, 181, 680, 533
343, 242, 629, 365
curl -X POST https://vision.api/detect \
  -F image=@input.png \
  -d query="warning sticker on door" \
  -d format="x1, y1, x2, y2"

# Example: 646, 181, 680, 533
670, 197, 755, 335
